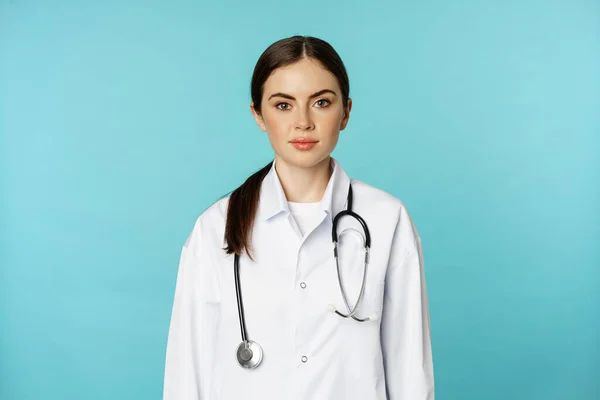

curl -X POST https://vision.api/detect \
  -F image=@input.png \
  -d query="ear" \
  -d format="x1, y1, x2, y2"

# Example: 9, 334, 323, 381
339, 98, 352, 131
250, 102, 267, 132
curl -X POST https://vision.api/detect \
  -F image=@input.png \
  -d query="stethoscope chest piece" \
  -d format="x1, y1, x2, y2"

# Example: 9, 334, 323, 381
236, 340, 263, 369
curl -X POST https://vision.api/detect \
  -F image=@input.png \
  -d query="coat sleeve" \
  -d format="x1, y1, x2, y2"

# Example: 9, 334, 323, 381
163, 219, 205, 400
381, 205, 434, 399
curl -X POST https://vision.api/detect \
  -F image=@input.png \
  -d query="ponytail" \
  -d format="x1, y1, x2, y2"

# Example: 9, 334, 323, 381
223, 161, 273, 260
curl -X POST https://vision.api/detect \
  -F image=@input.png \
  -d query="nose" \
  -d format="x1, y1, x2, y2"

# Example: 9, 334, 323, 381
295, 107, 315, 130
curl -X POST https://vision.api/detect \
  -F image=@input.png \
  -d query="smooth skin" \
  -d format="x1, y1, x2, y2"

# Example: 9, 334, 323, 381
250, 57, 353, 203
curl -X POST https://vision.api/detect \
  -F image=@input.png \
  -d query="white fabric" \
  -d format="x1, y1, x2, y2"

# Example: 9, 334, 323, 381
163, 157, 434, 400
288, 201, 322, 237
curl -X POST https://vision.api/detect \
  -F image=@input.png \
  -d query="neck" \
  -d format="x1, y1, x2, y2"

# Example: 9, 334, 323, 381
274, 156, 333, 203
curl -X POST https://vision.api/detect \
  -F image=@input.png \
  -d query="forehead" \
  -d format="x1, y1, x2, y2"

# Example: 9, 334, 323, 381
263, 58, 340, 97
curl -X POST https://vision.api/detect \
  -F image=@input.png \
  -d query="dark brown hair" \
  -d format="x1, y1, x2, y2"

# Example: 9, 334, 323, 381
223, 35, 350, 259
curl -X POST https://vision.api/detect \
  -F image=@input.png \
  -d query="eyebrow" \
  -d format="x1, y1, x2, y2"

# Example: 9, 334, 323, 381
267, 89, 337, 101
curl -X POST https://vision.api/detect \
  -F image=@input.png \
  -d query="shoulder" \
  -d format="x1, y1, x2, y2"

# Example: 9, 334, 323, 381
184, 195, 231, 251
199, 195, 230, 229
350, 179, 409, 217
349, 178, 420, 243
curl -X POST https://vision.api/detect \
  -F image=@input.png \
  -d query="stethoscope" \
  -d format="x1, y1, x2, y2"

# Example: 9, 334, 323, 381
234, 182, 374, 370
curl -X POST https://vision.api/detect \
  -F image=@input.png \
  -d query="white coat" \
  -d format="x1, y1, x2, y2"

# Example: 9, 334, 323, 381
163, 157, 434, 399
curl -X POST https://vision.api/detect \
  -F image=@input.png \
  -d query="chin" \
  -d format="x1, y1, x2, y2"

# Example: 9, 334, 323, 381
277, 151, 332, 169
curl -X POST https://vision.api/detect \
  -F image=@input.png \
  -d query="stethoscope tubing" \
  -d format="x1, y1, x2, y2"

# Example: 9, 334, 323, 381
234, 254, 248, 342
331, 185, 371, 247
333, 243, 371, 321
233, 182, 374, 369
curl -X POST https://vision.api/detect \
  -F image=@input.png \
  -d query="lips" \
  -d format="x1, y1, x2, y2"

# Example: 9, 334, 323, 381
289, 138, 318, 151
289, 137, 318, 143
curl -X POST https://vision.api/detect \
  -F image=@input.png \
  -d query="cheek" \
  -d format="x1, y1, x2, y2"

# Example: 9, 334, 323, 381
262, 110, 288, 133
263, 114, 288, 149
318, 112, 344, 133
325, 132, 341, 150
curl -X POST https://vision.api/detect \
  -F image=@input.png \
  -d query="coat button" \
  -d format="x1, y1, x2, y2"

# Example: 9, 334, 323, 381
300, 282, 307, 289
301, 356, 308, 363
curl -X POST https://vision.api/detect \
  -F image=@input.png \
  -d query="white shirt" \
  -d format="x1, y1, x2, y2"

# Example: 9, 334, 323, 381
288, 201, 322, 237
163, 157, 434, 400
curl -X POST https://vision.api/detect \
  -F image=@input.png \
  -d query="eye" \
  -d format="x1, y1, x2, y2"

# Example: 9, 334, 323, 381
315, 99, 331, 108
275, 102, 291, 111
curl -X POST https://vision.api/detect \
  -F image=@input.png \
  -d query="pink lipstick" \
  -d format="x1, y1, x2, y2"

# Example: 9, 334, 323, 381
290, 137, 318, 151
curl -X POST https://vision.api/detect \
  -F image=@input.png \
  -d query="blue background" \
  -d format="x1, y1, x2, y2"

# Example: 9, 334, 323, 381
1, 1, 599, 399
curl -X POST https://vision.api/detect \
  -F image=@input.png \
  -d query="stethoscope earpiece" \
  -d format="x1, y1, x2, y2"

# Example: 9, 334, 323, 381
326, 304, 379, 322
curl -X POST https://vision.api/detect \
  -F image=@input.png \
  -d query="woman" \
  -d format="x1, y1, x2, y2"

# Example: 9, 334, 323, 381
163, 35, 434, 399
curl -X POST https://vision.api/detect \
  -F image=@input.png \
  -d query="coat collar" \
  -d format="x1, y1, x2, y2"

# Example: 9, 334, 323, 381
258, 157, 351, 221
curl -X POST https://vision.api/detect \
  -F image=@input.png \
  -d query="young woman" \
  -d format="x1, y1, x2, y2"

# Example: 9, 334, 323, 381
163, 35, 434, 400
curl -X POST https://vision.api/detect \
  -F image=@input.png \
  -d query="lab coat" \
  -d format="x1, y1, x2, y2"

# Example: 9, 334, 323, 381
163, 157, 434, 400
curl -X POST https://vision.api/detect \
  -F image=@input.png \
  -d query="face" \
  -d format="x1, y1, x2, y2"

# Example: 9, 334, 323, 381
250, 57, 352, 170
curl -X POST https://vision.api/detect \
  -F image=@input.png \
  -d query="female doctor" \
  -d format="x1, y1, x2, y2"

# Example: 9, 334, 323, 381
163, 35, 434, 400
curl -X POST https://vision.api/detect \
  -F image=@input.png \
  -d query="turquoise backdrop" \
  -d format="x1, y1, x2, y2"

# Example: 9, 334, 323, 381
1, 1, 598, 399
